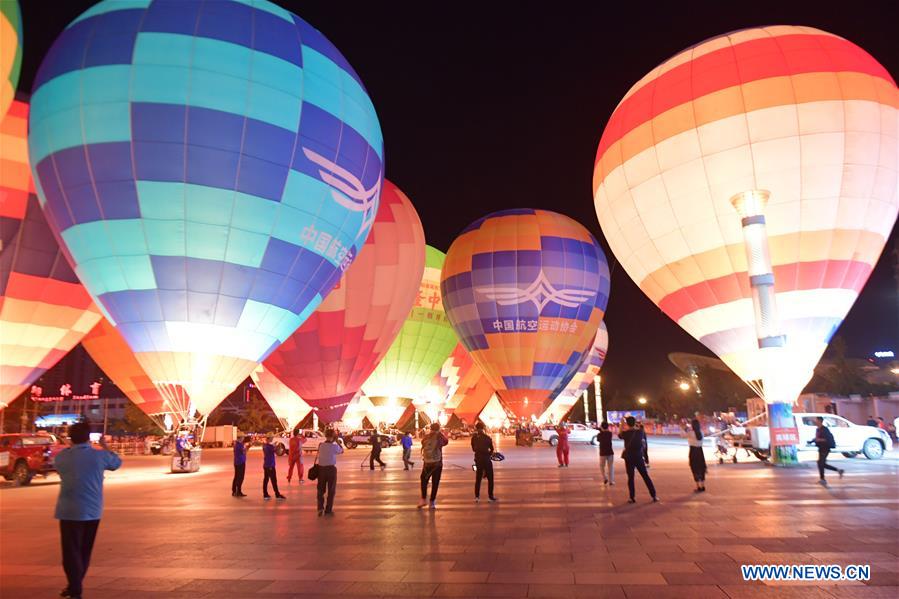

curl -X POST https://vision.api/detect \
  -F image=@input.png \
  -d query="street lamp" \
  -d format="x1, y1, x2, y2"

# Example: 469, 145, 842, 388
637, 396, 647, 406
678, 381, 691, 392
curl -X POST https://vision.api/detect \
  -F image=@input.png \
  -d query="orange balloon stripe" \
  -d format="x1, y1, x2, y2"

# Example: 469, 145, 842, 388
594, 73, 897, 190
596, 33, 894, 163
81, 318, 170, 415
638, 229, 887, 305
657, 258, 873, 323
4, 272, 96, 311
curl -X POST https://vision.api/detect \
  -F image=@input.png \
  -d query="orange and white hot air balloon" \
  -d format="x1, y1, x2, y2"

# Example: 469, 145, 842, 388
593, 26, 898, 463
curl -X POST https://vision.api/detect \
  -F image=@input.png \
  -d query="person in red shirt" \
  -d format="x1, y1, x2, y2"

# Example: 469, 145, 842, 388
286, 429, 305, 484
556, 424, 570, 467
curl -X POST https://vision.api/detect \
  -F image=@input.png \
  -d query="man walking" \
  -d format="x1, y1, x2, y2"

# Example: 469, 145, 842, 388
619, 416, 658, 503
316, 429, 344, 516
418, 423, 448, 509
369, 430, 386, 470
54, 423, 122, 599
232, 434, 249, 497
811, 416, 843, 486
286, 429, 305, 484
401, 431, 415, 470
598, 421, 615, 485
471, 422, 498, 502
262, 434, 286, 500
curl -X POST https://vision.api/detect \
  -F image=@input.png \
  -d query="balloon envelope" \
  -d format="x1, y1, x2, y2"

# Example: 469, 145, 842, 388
0, 0, 22, 118
250, 365, 312, 431
364, 246, 458, 405
1, 100, 101, 408
422, 342, 476, 408
541, 321, 608, 424
263, 180, 425, 423
593, 25, 898, 401
28, 0, 384, 415
441, 209, 610, 419
81, 317, 172, 419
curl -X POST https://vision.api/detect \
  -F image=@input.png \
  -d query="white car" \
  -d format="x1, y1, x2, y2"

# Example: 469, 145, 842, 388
748, 412, 891, 460
541, 424, 601, 446
272, 429, 328, 456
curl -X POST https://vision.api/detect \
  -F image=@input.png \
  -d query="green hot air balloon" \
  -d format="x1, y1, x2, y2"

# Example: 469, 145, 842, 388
363, 246, 458, 423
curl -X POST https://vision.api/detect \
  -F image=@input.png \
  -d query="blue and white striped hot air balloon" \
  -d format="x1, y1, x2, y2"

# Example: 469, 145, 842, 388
28, 0, 384, 416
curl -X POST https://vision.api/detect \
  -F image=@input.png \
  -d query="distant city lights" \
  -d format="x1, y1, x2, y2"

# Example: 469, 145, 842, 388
873, 350, 894, 358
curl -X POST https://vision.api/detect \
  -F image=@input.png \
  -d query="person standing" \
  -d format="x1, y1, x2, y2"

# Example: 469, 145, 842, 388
262, 434, 286, 500
286, 429, 305, 484
619, 416, 658, 503
175, 433, 191, 469
555, 424, 570, 467
471, 422, 498, 502
687, 419, 706, 492
54, 423, 122, 599
316, 429, 343, 516
598, 421, 615, 485
369, 430, 386, 470
418, 423, 448, 509
232, 435, 249, 497
401, 432, 415, 470
812, 416, 843, 486
637, 422, 650, 467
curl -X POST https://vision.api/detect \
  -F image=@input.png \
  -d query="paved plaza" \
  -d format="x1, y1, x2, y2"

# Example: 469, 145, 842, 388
1, 436, 897, 598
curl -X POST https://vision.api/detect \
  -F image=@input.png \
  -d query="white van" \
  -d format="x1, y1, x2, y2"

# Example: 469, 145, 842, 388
748, 412, 891, 460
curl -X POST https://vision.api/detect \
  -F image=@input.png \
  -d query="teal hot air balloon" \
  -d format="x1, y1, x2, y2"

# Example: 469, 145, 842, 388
28, 0, 384, 416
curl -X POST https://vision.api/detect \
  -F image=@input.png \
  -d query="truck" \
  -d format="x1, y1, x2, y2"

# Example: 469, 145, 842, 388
0, 433, 65, 485
200, 425, 238, 448
744, 412, 891, 461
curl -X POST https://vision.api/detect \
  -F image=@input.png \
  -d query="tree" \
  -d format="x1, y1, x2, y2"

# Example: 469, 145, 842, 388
238, 395, 277, 433
114, 402, 163, 435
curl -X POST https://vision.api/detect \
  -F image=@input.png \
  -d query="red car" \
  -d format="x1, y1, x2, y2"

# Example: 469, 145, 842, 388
0, 433, 65, 485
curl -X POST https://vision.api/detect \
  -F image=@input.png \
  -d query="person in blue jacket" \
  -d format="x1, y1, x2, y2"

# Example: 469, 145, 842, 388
401, 432, 415, 470
262, 434, 286, 500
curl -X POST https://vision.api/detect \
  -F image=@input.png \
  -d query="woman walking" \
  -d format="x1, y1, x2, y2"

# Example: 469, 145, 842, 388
316, 429, 343, 516
688, 419, 706, 492
555, 424, 570, 467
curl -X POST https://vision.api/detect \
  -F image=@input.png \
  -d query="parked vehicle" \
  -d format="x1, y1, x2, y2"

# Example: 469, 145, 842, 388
0, 433, 65, 485
271, 429, 331, 455
746, 412, 891, 460
342, 429, 396, 449
449, 428, 473, 440
541, 423, 601, 446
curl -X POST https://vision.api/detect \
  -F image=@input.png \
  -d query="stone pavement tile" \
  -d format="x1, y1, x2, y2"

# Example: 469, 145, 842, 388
720, 585, 839, 598
434, 582, 530, 597
647, 551, 734, 563
612, 560, 700, 573
95, 577, 197, 592
172, 578, 275, 593
489, 572, 575, 584
0, 573, 114, 589
326, 569, 410, 582
822, 586, 899, 598
402, 570, 490, 583
531, 559, 615, 572
70, 589, 200, 599
865, 572, 899, 586
257, 580, 353, 595
344, 581, 439, 596
0, 564, 47, 576
871, 561, 899, 573
377, 560, 456, 571
574, 573, 667, 585
662, 571, 756, 586
527, 583, 625, 598
242, 569, 327, 580
621, 585, 730, 599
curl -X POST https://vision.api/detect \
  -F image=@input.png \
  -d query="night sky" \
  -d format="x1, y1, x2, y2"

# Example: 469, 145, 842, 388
17, 0, 899, 403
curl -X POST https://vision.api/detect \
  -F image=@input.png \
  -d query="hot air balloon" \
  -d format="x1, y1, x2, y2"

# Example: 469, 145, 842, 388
0, 0, 22, 118
1, 100, 102, 408
441, 209, 610, 420
81, 317, 173, 429
592, 26, 898, 463
28, 0, 384, 417
364, 246, 458, 421
263, 180, 425, 423
540, 321, 608, 424
250, 365, 312, 432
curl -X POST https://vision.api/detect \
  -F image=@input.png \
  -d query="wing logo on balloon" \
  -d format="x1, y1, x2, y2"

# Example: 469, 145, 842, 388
477, 271, 595, 312
302, 147, 380, 239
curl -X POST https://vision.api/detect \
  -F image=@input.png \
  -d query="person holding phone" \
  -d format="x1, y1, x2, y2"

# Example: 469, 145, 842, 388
54, 423, 122, 599
316, 429, 343, 516
619, 416, 658, 503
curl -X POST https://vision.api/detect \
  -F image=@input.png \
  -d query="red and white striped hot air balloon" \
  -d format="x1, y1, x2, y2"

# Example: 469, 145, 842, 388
593, 26, 898, 463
